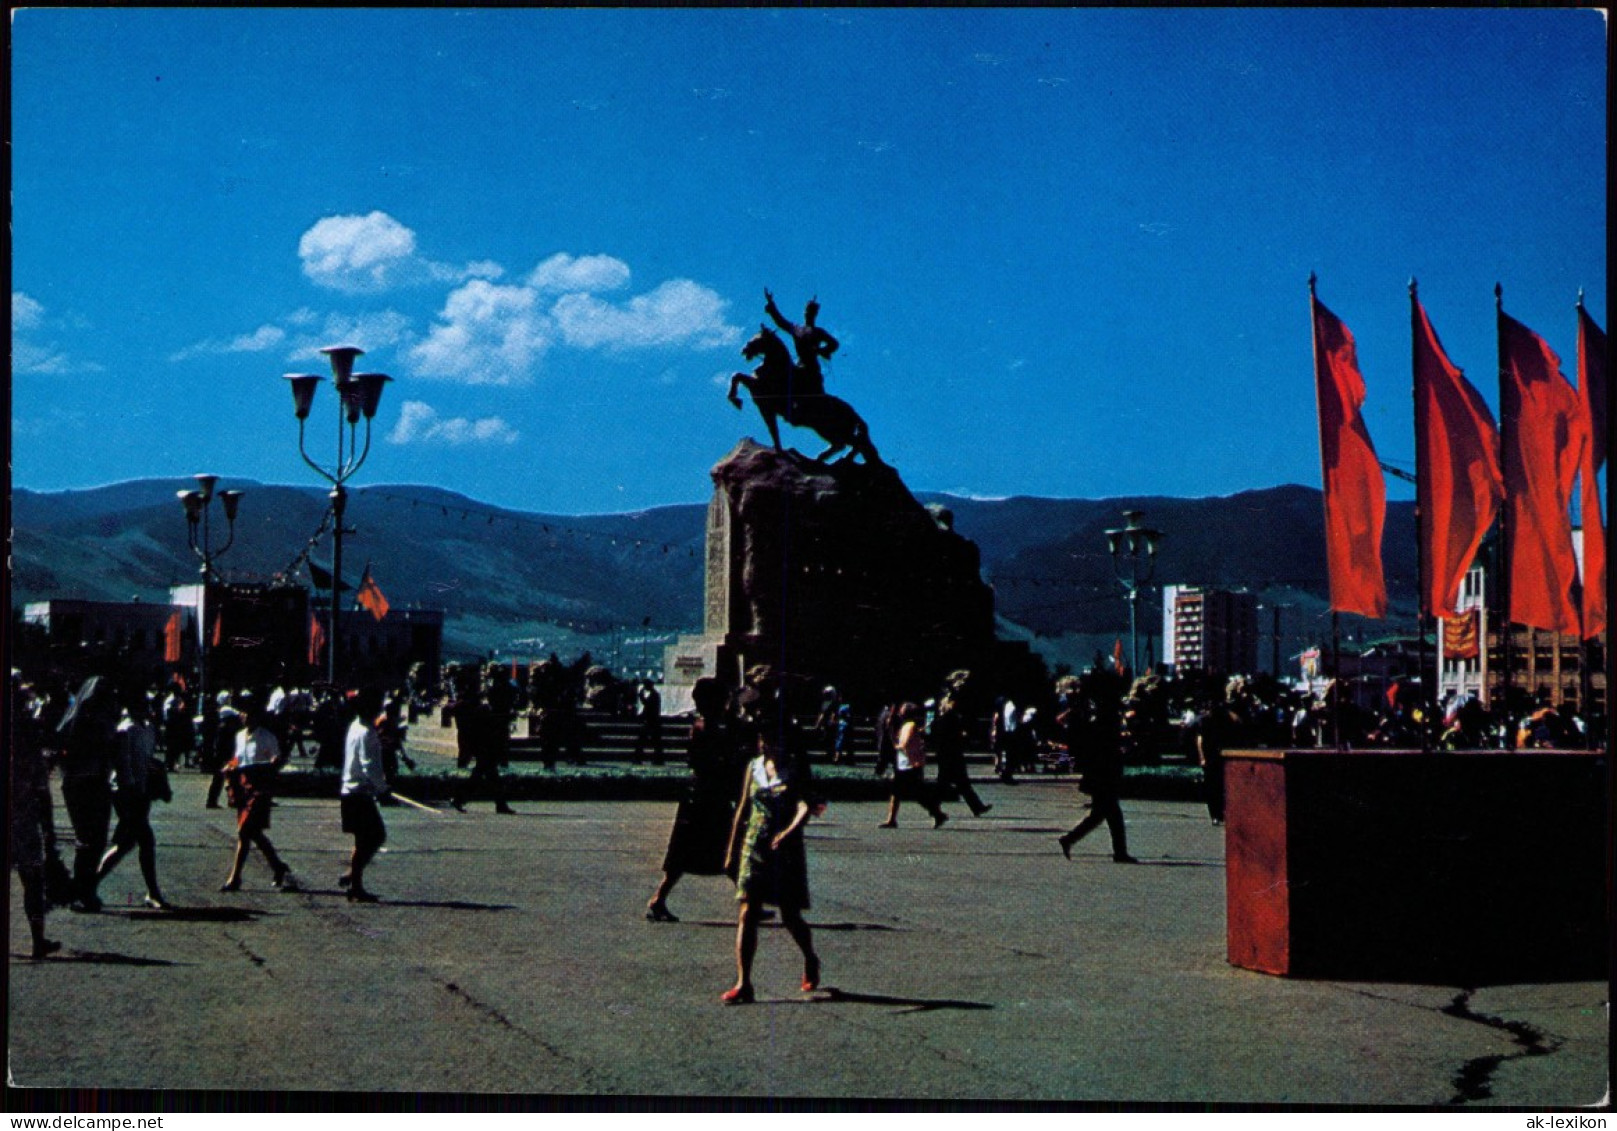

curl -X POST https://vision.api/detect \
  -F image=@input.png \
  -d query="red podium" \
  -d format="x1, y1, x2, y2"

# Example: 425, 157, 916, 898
1224, 748, 1608, 981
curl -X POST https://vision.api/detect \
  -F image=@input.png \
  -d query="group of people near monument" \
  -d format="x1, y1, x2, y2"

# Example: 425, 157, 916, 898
10, 665, 398, 958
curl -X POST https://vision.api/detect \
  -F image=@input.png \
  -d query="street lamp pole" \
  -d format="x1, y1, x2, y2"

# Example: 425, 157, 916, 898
177, 473, 244, 711
284, 345, 392, 688
1105, 510, 1163, 675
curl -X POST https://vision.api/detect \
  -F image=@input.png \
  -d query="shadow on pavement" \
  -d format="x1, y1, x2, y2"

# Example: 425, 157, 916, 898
304, 892, 516, 911
110, 907, 271, 923
24, 950, 184, 967
679, 919, 904, 933
818, 987, 993, 1013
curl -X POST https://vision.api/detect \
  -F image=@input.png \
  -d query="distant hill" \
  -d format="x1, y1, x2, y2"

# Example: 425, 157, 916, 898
10, 478, 1417, 662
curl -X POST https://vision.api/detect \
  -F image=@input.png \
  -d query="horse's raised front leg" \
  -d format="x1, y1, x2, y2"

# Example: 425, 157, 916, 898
727, 374, 747, 408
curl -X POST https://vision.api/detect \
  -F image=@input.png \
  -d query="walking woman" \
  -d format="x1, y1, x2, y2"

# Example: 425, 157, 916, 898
719, 675, 821, 1004
878, 702, 949, 829
95, 687, 169, 909
646, 678, 740, 922
219, 692, 296, 892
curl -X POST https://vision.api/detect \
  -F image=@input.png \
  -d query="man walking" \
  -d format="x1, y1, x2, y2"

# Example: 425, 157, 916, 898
339, 687, 390, 902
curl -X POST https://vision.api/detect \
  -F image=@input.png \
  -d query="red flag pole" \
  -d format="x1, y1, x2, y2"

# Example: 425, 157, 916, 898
1495, 283, 1516, 749
1312, 274, 1344, 749
1576, 290, 1596, 748
1409, 279, 1433, 750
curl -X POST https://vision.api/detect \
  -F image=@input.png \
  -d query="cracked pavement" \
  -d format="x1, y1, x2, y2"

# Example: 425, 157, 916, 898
8, 771, 1608, 1104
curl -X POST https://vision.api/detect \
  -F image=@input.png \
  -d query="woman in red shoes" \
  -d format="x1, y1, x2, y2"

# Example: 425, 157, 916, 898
718, 669, 821, 1004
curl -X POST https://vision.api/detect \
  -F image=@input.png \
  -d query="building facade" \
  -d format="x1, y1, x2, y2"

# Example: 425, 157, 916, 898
1435, 551, 1606, 716
1161, 585, 1260, 677
21, 586, 443, 692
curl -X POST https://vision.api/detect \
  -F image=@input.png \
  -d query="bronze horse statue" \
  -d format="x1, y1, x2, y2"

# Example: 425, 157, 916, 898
727, 326, 882, 465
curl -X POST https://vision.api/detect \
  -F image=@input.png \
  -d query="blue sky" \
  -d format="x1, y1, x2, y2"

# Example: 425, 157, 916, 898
11, 8, 1606, 515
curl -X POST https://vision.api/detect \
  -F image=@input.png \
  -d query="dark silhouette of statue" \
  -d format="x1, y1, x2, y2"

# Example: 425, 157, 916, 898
763, 288, 838, 400
727, 326, 880, 465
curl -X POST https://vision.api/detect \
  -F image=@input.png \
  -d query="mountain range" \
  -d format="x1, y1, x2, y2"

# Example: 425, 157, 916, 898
8, 477, 1419, 668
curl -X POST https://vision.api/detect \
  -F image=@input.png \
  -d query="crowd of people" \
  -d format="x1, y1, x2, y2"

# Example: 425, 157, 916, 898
10, 665, 402, 958
11, 651, 1606, 1003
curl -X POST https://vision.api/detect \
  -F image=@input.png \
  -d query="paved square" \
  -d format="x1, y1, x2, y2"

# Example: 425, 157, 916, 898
8, 771, 1607, 1104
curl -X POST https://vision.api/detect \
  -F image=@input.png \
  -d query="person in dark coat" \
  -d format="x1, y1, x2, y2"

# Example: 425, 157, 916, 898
930, 692, 991, 817
12, 673, 61, 957
1057, 670, 1138, 864
451, 669, 515, 814
58, 674, 119, 912
646, 678, 741, 921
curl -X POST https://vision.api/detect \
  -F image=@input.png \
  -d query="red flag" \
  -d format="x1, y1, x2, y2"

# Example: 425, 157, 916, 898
308, 614, 326, 667
1577, 305, 1606, 639
163, 611, 183, 663
1413, 295, 1502, 618
1499, 309, 1585, 634
211, 609, 223, 646
356, 566, 390, 622
1112, 637, 1126, 673
1311, 290, 1388, 617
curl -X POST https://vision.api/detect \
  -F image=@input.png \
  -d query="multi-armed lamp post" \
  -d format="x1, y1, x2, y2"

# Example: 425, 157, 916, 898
284, 345, 391, 687
177, 473, 244, 709
1105, 509, 1163, 676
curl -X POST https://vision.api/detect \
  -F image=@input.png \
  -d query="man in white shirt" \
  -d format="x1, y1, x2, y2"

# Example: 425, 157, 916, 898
339, 687, 390, 903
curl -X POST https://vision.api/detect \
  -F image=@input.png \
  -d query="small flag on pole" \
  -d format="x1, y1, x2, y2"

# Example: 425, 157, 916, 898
164, 611, 183, 663
356, 565, 390, 622
308, 614, 326, 666
1112, 637, 1126, 674
212, 609, 223, 647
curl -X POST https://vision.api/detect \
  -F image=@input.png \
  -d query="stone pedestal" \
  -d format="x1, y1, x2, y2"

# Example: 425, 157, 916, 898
663, 439, 998, 716
1225, 748, 1608, 982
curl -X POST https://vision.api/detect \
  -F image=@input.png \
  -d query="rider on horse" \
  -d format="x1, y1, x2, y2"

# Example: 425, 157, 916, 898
763, 288, 838, 404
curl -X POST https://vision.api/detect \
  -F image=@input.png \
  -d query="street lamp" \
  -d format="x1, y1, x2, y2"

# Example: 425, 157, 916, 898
284, 344, 392, 687
177, 473, 244, 709
1105, 509, 1162, 675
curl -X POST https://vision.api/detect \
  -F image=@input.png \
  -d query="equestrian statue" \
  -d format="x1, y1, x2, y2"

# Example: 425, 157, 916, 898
727, 289, 881, 465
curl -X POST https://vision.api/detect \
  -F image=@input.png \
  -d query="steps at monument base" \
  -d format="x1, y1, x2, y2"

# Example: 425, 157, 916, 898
503, 711, 889, 762
431, 709, 1008, 766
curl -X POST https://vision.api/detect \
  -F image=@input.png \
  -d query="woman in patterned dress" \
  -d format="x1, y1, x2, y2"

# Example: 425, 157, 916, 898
718, 704, 821, 1005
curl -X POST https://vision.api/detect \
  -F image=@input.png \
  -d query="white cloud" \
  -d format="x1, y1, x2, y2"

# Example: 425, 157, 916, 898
388, 400, 519, 446
11, 292, 102, 374
300, 212, 417, 292
298, 211, 503, 293
13, 292, 45, 330
169, 323, 288, 361
528, 253, 631, 294
407, 280, 552, 385
551, 279, 740, 351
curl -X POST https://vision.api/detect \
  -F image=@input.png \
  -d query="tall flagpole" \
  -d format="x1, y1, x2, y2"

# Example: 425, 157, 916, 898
1495, 282, 1516, 749
1410, 278, 1433, 750
1310, 272, 1345, 749
1576, 289, 1595, 749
